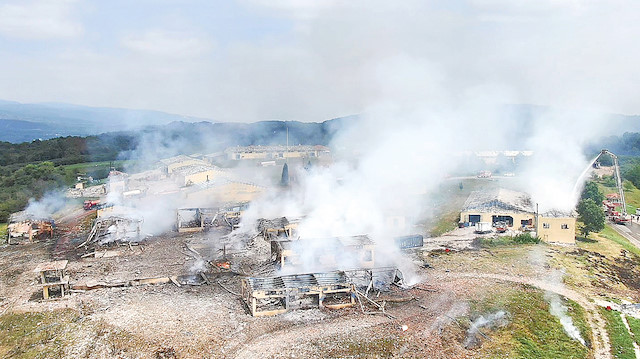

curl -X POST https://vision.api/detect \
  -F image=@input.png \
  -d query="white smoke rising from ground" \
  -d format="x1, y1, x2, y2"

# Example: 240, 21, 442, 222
529, 247, 586, 345
22, 191, 67, 220
545, 290, 586, 346
464, 310, 509, 348
241, 86, 607, 275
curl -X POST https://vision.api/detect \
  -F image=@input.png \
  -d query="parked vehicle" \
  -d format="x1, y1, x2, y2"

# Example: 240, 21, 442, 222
475, 222, 492, 234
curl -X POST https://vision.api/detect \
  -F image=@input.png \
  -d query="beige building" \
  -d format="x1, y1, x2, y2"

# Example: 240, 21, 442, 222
460, 189, 535, 229
460, 188, 575, 244
160, 155, 209, 174
225, 145, 330, 161
184, 179, 265, 204
537, 211, 576, 244
172, 165, 222, 186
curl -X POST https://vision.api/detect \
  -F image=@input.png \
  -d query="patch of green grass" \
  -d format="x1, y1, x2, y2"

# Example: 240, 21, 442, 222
596, 180, 640, 214
0, 309, 155, 359
477, 233, 540, 247
627, 316, 640, 346
429, 211, 460, 237
472, 286, 590, 359
0, 223, 7, 243
0, 310, 79, 358
600, 308, 636, 359
599, 225, 640, 257
60, 160, 130, 171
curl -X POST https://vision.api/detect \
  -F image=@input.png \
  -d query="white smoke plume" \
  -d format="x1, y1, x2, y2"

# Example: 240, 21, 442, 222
464, 310, 509, 348
545, 290, 586, 346
529, 247, 586, 345
22, 191, 68, 220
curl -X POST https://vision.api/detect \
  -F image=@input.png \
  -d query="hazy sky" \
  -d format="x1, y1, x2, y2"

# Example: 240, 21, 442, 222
0, 0, 638, 121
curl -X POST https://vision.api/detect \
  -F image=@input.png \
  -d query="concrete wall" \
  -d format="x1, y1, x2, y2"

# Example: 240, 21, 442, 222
179, 169, 217, 186
185, 182, 264, 203
228, 150, 322, 160
460, 211, 534, 228
167, 159, 207, 174
537, 216, 576, 244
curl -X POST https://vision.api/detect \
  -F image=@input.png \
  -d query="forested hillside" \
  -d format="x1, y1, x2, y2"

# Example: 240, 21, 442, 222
0, 118, 349, 222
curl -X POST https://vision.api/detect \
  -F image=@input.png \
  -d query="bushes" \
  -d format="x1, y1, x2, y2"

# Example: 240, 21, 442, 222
478, 232, 540, 247
512, 232, 541, 244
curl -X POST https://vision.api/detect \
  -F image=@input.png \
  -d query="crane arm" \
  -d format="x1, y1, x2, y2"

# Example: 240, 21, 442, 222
599, 149, 627, 214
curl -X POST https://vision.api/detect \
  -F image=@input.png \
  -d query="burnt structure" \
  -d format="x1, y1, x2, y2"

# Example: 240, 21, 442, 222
241, 267, 402, 316
270, 235, 375, 270
257, 217, 299, 241
177, 208, 217, 233
34, 260, 69, 299
7, 212, 54, 244
241, 271, 355, 316
86, 216, 142, 245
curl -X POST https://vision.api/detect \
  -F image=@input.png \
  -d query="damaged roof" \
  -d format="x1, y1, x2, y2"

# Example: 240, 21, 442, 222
225, 145, 330, 153
462, 188, 535, 214
159, 155, 197, 165
9, 211, 53, 223
540, 209, 577, 218
172, 165, 218, 176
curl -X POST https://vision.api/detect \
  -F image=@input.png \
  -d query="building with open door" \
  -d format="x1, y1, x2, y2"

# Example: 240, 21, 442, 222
460, 188, 575, 244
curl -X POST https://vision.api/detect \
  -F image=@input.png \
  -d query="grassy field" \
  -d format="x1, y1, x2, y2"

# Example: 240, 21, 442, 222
429, 210, 460, 237
472, 285, 591, 359
0, 310, 79, 358
598, 225, 640, 257
627, 316, 640, 346
600, 308, 636, 359
60, 159, 136, 170
0, 223, 6, 242
596, 180, 640, 214
0, 309, 155, 358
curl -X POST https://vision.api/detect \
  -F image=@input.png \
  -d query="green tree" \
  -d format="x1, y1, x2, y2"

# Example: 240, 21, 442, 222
624, 163, 640, 188
581, 181, 604, 204
577, 199, 605, 237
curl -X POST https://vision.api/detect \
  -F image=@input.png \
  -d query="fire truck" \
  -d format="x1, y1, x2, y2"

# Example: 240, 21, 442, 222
597, 150, 631, 225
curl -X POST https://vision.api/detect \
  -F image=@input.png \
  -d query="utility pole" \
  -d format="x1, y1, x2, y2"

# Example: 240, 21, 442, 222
535, 203, 539, 236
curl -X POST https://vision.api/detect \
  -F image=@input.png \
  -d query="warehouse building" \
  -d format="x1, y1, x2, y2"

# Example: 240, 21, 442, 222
172, 165, 224, 186
224, 145, 330, 161
160, 155, 209, 174
460, 188, 575, 244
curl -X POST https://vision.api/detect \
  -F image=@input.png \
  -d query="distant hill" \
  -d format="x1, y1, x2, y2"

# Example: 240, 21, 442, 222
1, 99, 639, 145
0, 100, 208, 143
0, 117, 355, 167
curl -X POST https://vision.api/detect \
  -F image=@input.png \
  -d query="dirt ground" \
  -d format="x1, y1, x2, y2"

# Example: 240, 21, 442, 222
2, 209, 639, 358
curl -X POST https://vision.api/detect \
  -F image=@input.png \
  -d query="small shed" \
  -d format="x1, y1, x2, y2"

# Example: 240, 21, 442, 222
33, 260, 69, 299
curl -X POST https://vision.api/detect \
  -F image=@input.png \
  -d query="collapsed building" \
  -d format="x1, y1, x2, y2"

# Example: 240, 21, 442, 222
176, 208, 218, 233
270, 235, 376, 270
459, 188, 576, 244
85, 216, 142, 246
159, 155, 210, 175
257, 217, 300, 241
241, 267, 402, 316
172, 165, 225, 187
184, 179, 264, 204
177, 203, 251, 232
7, 212, 55, 244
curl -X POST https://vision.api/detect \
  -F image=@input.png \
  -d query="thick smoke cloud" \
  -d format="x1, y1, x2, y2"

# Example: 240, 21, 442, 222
1, 1, 640, 119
